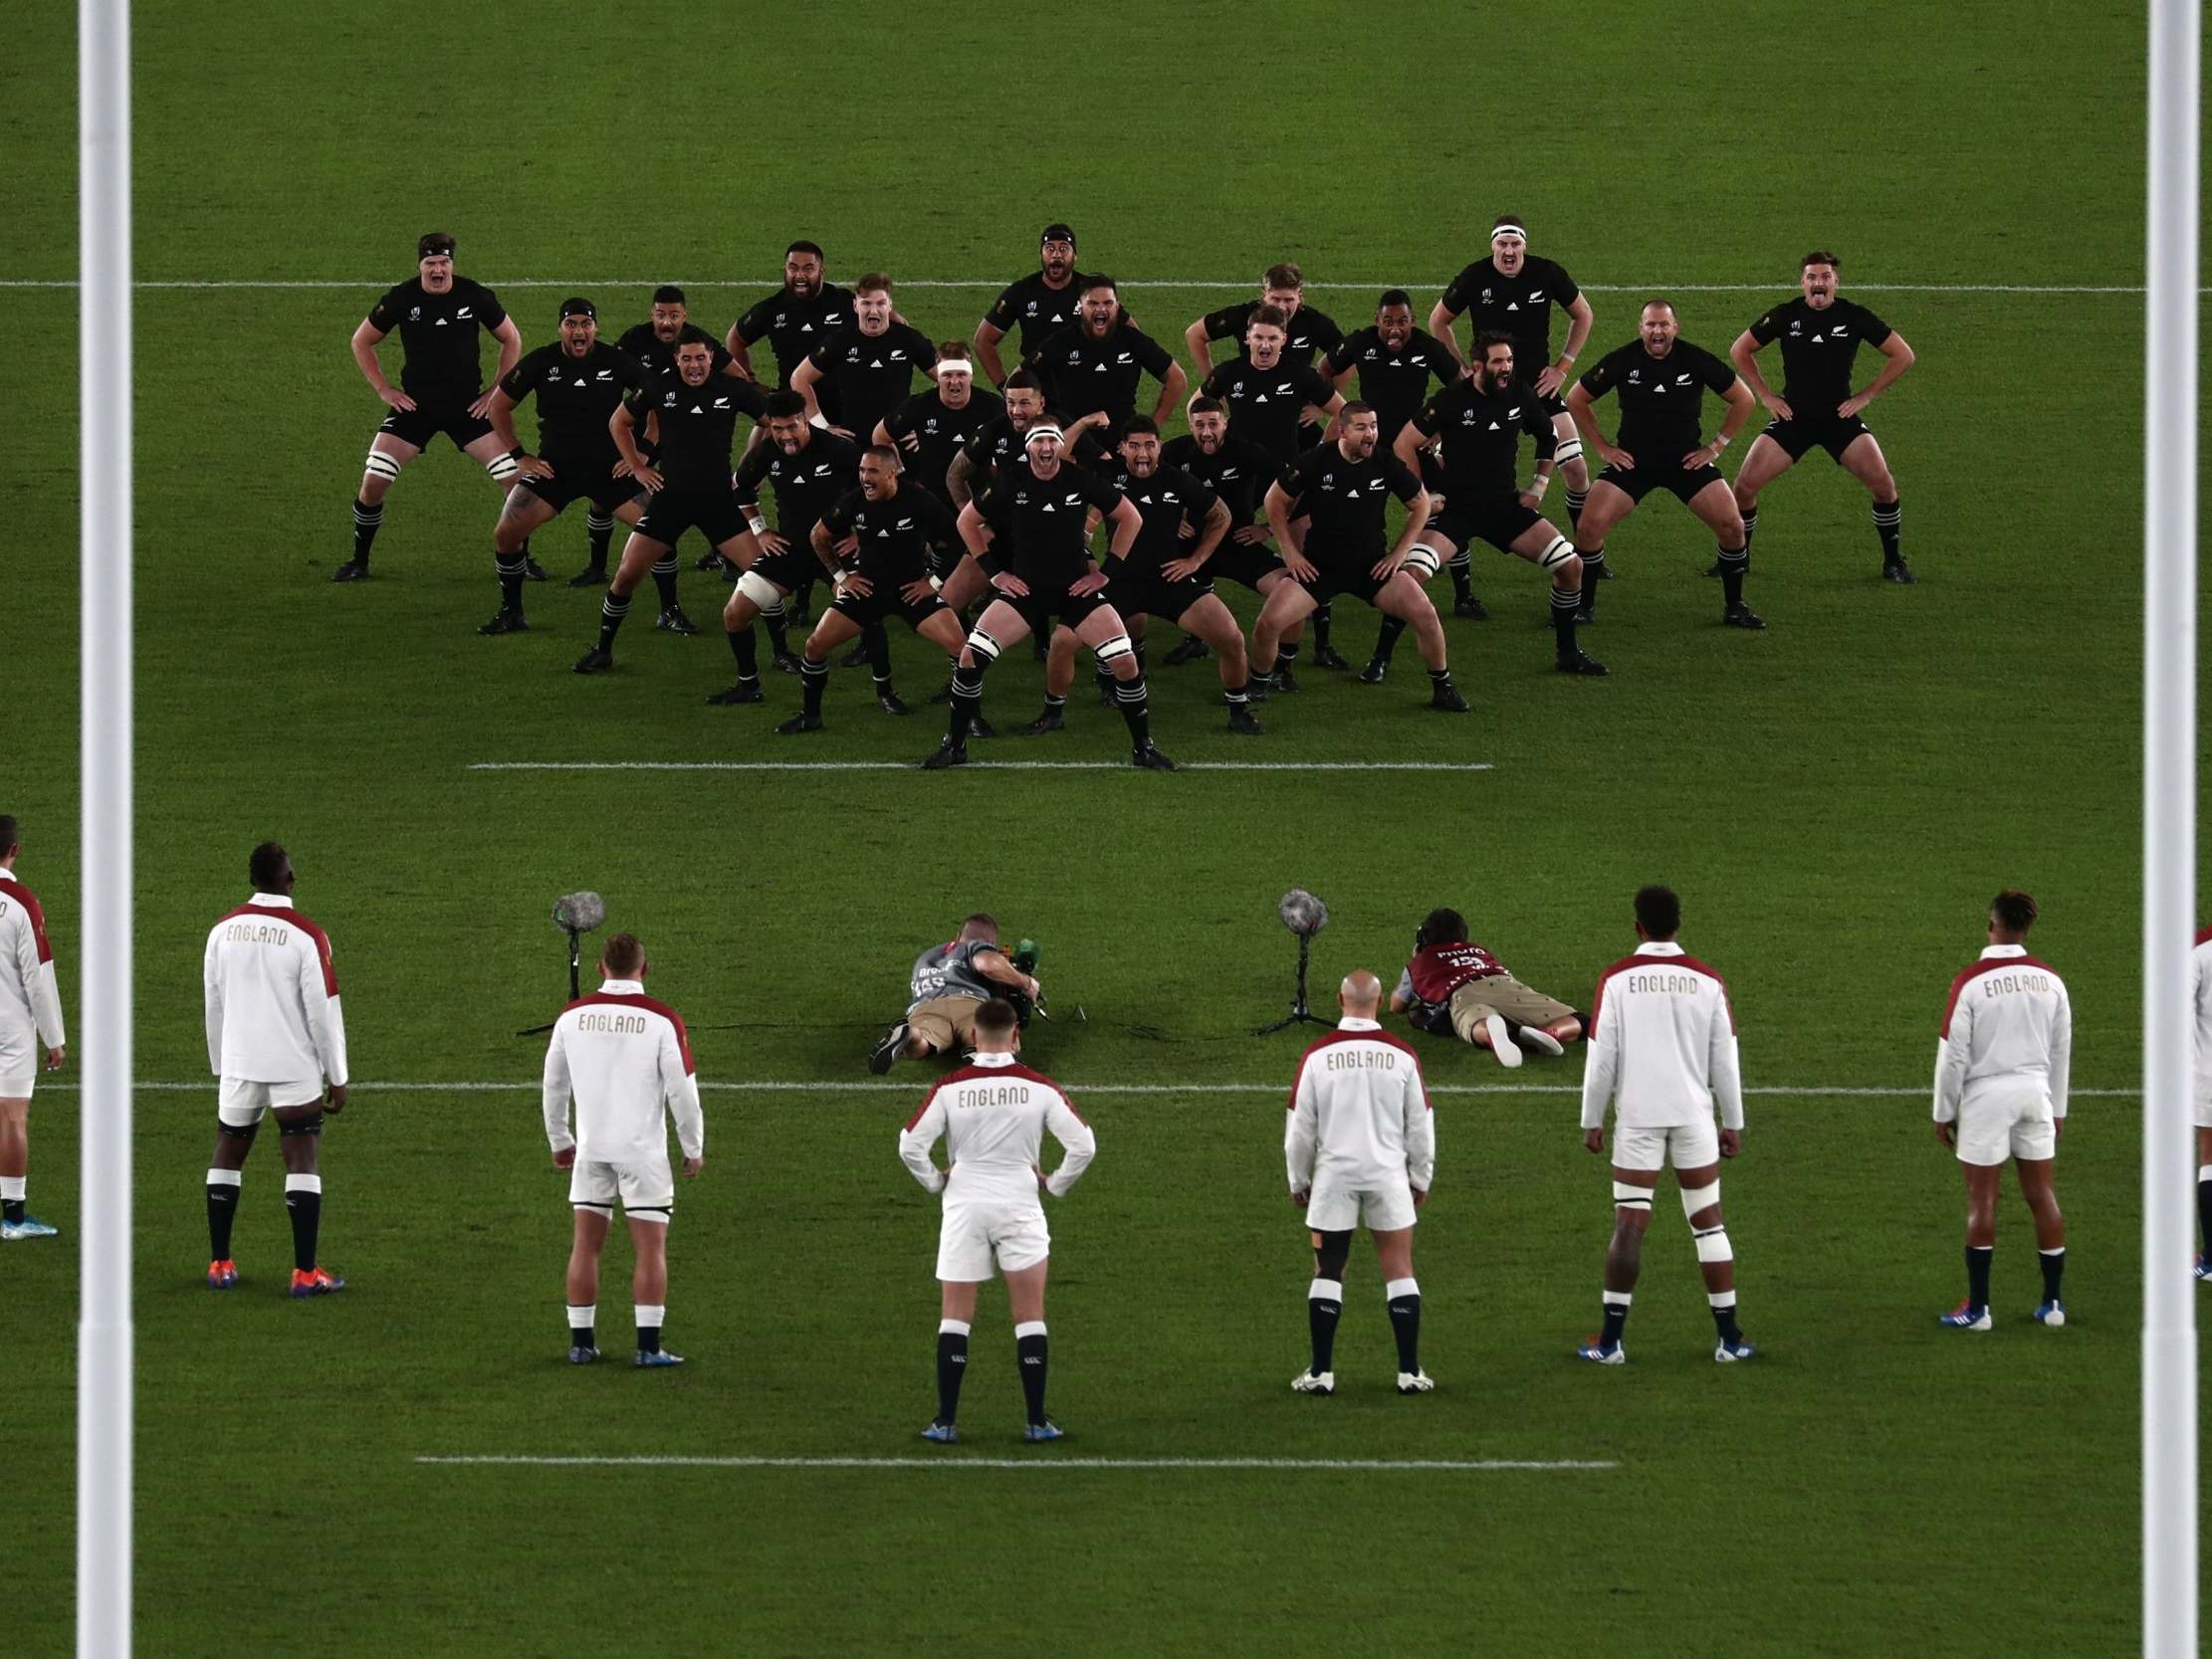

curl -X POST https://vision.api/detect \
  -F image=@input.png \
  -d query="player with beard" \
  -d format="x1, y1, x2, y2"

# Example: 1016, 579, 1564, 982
1250, 406, 1465, 716
1371, 334, 1606, 678
974, 223, 1095, 388
878, 345, 1005, 519
1025, 276, 1186, 436
924, 425, 1170, 772
794, 273, 938, 445
727, 240, 855, 397
1726, 252, 1917, 583
947, 370, 1107, 508
1196, 307, 1344, 466
1329, 291, 1469, 612
1155, 398, 1296, 669
1031, 417, 1263, 737
1565, 302, 1762, 630
709, 393, 870, 708
1431, 216, 1597, 534
479, 299, 651, 636
616, 285, 768, 584
776, 447, 970, 733
572, 338, 748, 674
338, 232, 525, 583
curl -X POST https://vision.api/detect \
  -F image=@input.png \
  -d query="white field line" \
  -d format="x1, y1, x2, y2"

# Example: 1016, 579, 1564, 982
52, 1080, 2146, 1098
0, 278, 2161, 296
414, 1453, 1618, 1472
467, 760, 1495, 773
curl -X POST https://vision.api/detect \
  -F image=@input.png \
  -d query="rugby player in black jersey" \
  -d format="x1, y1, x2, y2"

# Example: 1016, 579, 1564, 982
1432, 217, 1596, 533
877, 344, 1005, 518
1252, 406, 1466, 715
726, 240, 854, 391
924, 425, 1169, 772
710, 393, 871, 708
1156, 399, 1298, 669
1024, 276, 1186, 435
1329, 291, 1469, 611
1185, 262, 1344, 376
573, 337, 750, 674
479, 299, 650, 635
1726, 253, 1917, 582
974, 223, 1094, 388
1374, 334, 1606, 678
793, 274, 938, 445
1033, 417, 1263, 736
776, 448, 971, 733
1196, 307, 1344, 465
1565, 302, 1762, 628
338, 232, 524, 582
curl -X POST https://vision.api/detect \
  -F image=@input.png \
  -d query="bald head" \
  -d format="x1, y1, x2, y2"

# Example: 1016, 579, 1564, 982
1338, 969, 1383, 1016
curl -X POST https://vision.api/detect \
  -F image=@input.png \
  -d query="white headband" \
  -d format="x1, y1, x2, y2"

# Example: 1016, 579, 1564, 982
1024, 424, 1064, 447
1491, 224, 1528, 243
934, 359, 973, 378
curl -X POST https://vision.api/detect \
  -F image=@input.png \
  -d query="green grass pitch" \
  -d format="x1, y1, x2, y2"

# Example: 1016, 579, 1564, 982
1, 1, 2176, 1652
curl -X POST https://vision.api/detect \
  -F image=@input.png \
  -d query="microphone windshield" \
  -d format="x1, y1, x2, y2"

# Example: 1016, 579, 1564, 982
552, 892, 607, 933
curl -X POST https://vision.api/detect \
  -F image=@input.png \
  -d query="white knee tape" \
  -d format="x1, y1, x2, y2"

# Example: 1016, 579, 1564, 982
736, 570, 782, 608
1094, 634, 1135, 667
967, 628, 1002, 664
1692, 1224, 1733, 1265
1538, 535, 1576, 570
1680, 1180, 1719, 1221
487, 452, 521, 482
364, 451, 403, 481
1612, 1182, 1653, 1211
1553, 438, 1585, 465
1403, 544, 1440, 579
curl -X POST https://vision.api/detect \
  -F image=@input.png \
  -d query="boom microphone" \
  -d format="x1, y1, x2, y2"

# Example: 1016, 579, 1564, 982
552, 892, 606, 934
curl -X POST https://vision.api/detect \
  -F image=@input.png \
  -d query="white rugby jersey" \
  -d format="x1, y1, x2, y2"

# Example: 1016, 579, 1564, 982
542, 978, 704, 1165
899, 1050, 1095, 1207
1284, 1018, 1435, 1194
1580, 941, 1743, 1133
1932, 943, 2072, 1123
202, 893, 347, 1085
0, 870, 65, 1049
2191, 926, 2212, 1114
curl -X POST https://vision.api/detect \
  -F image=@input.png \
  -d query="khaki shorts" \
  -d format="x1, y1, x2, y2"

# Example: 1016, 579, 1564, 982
908, 996, 983, 1053
1447, 974, 1575, 1041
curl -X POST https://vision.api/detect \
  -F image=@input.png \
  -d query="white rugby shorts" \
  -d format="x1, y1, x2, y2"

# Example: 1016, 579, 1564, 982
217, 1076, 325, 1127
936, 1198, 1050, 1282
1306, 1176, 1418, 1233
569, 1151, 676, 1218
0, 1033, 36, 1100
2195, 1091, 2212, 1131
1954, 1091, 2057, 1166
1613, 1119, 1722, 1173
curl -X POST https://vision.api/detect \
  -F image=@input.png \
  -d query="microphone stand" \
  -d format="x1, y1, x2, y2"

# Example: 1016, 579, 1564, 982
1255, 932, 1330, 1035
516, 926, 585, 1038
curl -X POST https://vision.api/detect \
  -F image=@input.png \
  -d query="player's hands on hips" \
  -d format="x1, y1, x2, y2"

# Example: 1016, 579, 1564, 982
991, 572, 1030, 598
326, 1083, 348, 1114
834, 533, 860, 560
757, 530, 790, 557
1718, 1129, 1741, 1158
1762, 393, 1794, 421
1370, 550, 1406, 581
44, 1045, 65, 1071
622, 462, 665, 493
899, 430, 922, 454
516, 453, 555, 483
1934, 1121, 1956, 1149
1162, 556, 1203, 582
1599, 442, 1634, 471
553, 1145, 575, 1170
684, 1156, 704, 1177
1682, 444, 1722, 470
1067, 572, 1108, 598
1583, 1128, 1606, 1154
376, 385, 416, 412
1232, 523, 1270, 545
1838, 393, 1872, 420
1534, 366, 1567, 398
900, 577, 937, 604
1177, 518, 1199, 540
468, 390, 499, 420
1283, 550, 1319, 583
840, 572, 875, 598
1517, 490, 1540, 511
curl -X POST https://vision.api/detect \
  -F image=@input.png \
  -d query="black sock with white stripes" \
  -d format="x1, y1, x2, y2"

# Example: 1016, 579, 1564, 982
1386, 1282, 1422, 1373
597, 592, 631, 653
1717, 547, 1750, 610
585, 511, 615, 571
350, 498, 382, 563
568, 1304, 595, 1350
762, 599, 790, 658
865, 621, 893, 691
496, 551, 527, 614
1447, 550, 1474, 604
1276, 641, 1300, 675
936, 1321, 970, 1424
1600, 1292, 1631, 1349
1578, 547, 1605, 617
1739, 508, 1759, 557
1874, 497, 1902, 565
1550, 587, 1583, 663
801, 656, 829, 717
1371, 616, 1407, 665
947, 664, 985, 744
1114, 674, 1152, 747
651, 556, 680, 610
284, 1177, 321, 1274
1566, 488, 1588, 532
1312, 604, 1333, 653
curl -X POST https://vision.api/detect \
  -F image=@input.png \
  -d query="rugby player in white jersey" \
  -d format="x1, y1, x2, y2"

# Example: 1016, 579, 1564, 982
1932, 891, 2072, 1329
0, 815, 65, 1240
1578, 886, 1753, 1363
2194, 921, 2212, 1280
542, 932, 705, 1365
898, 998, 1095, 1443
1283, 969, 1437, 1396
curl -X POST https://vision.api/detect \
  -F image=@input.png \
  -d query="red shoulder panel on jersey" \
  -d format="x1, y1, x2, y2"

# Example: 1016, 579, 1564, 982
1287, 1027, 1392, 1110
236, 903, 339, 996
568, 991, 696, 1074
1586, 955, 1643, 1036
2197, 923, 2212, 947
1673, 954, 1736, 1034
1003, 1062, 1085, 1121
1938, 955, 2057, 1038
905, 1066, 980, 1131
0, 876, 53, 963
